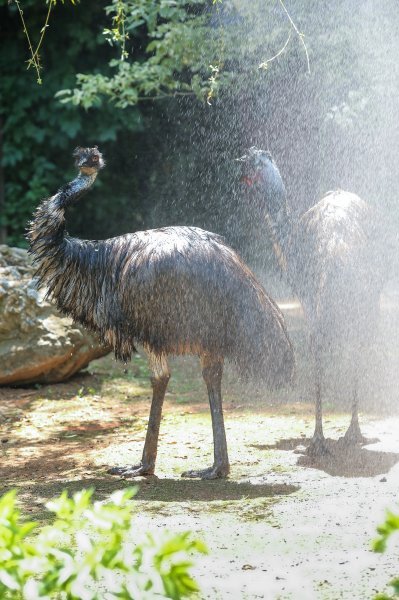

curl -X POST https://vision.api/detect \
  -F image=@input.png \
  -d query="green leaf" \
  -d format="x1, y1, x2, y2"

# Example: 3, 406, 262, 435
0, 570, 20, 591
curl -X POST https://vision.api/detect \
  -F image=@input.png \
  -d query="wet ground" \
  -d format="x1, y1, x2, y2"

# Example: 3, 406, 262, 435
1, 291, 399, 599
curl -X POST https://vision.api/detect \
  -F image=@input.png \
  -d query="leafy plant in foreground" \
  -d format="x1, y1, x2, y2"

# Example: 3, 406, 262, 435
372, 507, 399, 599
0, 487, 206, 599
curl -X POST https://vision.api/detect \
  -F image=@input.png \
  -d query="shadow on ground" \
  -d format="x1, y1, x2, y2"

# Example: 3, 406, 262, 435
12, 477, 299, 504
134, 478, 299, 502
5, 476, 300, 523
252, 437, 399, 477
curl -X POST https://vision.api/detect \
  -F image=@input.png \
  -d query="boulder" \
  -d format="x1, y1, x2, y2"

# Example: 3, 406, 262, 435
0, 245, 110, 386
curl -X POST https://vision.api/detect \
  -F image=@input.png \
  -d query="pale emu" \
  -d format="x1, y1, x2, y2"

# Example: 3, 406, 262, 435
239, 147, 383, 455
27, 146, 294, 479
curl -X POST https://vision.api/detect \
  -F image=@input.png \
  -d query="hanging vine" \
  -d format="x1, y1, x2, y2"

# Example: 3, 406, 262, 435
12, 0, 76, 84
103, 0, 129, 60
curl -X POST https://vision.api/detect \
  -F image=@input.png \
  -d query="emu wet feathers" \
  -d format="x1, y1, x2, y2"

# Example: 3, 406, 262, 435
240, 147, 383, 453
27, 146, 294, 479
27, 225, 293, 387
290, 190, 383, 337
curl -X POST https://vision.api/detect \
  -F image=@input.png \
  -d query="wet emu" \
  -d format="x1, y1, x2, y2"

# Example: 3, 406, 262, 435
239, 147, 383, 455
27, 146, 294, 479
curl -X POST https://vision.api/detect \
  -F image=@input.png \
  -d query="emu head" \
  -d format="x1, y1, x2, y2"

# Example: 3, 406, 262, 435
237, 146, 286, 216
73, 146, 105, 175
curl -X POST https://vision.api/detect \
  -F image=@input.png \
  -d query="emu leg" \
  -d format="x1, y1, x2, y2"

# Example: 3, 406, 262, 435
307, 340, 330, 456
108, 354, 170, 477
341, 373, 378, 446
182, 356, 229, 479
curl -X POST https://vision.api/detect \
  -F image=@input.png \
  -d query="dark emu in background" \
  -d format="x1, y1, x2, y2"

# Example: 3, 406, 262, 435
27, 147, 294, 480
239, 147, 384, 455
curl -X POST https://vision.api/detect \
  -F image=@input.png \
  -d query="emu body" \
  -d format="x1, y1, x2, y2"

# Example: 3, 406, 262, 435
28, 147, 294, 479
240, 148, 383, 454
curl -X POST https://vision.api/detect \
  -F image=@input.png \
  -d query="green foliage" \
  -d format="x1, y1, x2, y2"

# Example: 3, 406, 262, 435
4, 0, 399, 260
0, 487, 206, 599
61, 0, 222, 108
372, 507, 399, 599
373, 510, 399, 554
1, 0, 309, 248
61, 0, 312, 108
0, 0, 145, 245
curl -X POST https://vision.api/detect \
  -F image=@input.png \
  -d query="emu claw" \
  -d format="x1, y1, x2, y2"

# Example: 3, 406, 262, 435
181, 465, 229, 480
107, 463, 154, 477
338, 419, 379, 446
339, 431, 380, 447
306, 437, 331, 457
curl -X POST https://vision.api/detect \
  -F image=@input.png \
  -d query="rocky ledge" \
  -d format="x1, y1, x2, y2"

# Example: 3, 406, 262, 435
0, 245, 110, 386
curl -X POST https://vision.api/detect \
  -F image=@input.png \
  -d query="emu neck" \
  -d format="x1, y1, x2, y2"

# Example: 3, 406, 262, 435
263, 190, 292, 273
27, 171, 98, 292
59, 171, 98, 207
28, 172, 97, 253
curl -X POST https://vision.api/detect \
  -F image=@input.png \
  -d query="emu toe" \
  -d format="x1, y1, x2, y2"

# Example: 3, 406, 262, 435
306, 436, 332, 457
181, 464, 229, 480
108, 463, 154, 477
339, 428, 380, 447
339, 418, 380, 446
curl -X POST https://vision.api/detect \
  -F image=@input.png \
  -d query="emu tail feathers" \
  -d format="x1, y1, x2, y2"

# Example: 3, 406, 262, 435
228, 286, 294, 388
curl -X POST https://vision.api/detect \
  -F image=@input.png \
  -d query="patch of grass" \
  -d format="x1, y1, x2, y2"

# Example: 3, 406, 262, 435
270, 464, 292, 474
205, 497, 278, 522
135, 496, 279, 523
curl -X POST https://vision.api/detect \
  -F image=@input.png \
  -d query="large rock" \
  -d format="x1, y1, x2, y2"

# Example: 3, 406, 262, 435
0, 245, 110, 386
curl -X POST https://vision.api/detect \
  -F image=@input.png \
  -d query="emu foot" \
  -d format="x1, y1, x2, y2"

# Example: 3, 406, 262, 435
306, 435, 331, 457
181, 464, 229, 480
339, 424, 379, 447
108, 463, 154, 478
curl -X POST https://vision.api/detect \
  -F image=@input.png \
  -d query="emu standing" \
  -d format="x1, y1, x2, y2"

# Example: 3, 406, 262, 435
239, 147, 382, 454
27, 146, 294, 479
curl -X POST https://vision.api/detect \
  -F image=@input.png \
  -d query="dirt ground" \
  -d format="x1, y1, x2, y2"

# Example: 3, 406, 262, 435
1, 294, 399, 599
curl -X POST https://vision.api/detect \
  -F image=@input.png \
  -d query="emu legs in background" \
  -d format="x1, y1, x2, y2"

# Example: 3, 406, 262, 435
306, 338, 330, 456
341, 370, 379, 446
341, 373, 365, 444
108, 353, 170, 477
306, 343, 378, 453
182, 355, 229, 479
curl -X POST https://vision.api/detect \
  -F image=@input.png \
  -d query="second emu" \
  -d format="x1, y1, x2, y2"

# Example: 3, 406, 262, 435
27, 147, 294, 479
239, 147, 384, 455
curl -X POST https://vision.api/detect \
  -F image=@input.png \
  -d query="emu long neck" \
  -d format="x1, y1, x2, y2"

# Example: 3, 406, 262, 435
29, 172, 96, 250
28, 171, 98, 291
261, 169, 292, 272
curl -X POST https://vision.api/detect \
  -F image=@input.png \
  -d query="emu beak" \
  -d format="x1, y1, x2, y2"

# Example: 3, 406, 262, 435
80, 165, 101, 176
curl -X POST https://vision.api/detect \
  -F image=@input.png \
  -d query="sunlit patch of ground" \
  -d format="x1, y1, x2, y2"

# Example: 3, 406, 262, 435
1, 293, 399, 600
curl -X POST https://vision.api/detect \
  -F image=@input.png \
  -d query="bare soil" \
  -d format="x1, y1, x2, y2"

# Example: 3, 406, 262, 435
1, 296, 399, 599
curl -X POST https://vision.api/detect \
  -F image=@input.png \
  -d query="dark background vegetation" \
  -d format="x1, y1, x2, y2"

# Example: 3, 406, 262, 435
1, 0, 398, 272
